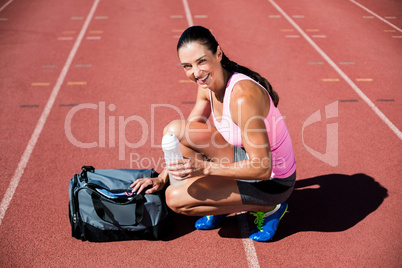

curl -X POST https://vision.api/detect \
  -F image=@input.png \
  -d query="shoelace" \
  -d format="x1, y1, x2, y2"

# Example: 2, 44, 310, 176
250, 211, 266, 231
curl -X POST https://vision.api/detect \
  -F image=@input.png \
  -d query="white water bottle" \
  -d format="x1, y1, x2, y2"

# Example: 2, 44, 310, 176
162, 133, 187, 187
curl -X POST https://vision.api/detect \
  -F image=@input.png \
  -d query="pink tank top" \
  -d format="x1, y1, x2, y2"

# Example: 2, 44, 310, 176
210, 73, 296, 179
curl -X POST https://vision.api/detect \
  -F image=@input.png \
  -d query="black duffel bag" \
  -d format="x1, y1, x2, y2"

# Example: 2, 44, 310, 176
69, 166, 170, 242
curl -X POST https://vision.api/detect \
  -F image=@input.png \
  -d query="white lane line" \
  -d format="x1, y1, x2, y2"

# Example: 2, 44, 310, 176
0, 0, 101, 226
350, 0, 402, 33
0, 0, 14, 13
238, 214, 261, 268
182, 0, 194, 27
180, 1, 261, 267
268, 0, 402, 140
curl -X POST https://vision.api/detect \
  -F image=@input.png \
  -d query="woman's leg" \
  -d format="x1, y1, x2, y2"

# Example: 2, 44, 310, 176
166, 175, 275, 216
163, 120, 275, 216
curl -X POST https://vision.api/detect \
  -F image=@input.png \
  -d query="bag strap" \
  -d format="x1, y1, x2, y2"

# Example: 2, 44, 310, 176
134, 194, 144, 224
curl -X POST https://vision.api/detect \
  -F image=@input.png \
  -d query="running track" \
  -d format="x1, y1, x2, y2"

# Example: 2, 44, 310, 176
0, 0, 401, 267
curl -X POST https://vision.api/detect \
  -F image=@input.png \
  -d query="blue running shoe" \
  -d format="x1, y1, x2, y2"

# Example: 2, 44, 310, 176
249, 202, 288, 242
195, 214, 228, 230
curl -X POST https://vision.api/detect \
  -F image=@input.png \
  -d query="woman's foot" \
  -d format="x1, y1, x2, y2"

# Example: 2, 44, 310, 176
249, 202, 288, 242
195, 214, 228, 230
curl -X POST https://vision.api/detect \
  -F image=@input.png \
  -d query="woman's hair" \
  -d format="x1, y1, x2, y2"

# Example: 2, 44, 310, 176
177, 26, 279, 107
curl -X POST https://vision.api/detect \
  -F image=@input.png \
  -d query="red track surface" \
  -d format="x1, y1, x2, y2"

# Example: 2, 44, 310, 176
0, 0, 401, 267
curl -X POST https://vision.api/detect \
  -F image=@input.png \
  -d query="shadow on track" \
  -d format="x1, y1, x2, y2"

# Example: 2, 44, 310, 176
218, 173, 388, 240
161, 213, 197, 241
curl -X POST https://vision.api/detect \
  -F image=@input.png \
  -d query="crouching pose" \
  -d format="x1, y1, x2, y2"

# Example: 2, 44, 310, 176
131, 26, 296, 242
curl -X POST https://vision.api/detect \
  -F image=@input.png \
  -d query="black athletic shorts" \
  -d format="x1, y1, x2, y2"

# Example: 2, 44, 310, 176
234, 146, 296, 206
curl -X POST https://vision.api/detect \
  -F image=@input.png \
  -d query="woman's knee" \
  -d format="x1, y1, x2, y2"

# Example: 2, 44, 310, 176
165, 185, 190, 215
163, 120, 186, 139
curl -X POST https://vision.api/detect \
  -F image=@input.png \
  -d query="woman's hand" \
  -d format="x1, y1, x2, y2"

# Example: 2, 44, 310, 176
130, 176, 166, 195
167, 158, 206, 180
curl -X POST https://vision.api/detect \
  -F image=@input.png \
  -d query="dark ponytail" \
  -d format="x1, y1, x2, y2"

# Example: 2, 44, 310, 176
221, 53, 279, 107
177, 26, 279, 107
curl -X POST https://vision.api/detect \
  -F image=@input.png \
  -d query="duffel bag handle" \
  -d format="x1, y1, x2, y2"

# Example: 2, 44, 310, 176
80, 166, 95, 182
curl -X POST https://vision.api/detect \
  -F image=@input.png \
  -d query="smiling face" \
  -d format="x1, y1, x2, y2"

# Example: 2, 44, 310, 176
178, 41, 224, 90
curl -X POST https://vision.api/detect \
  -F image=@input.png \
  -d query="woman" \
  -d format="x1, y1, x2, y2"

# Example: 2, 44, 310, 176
131, 26, 296, 242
